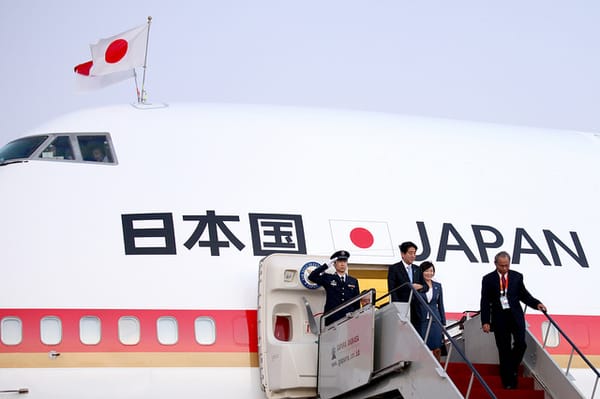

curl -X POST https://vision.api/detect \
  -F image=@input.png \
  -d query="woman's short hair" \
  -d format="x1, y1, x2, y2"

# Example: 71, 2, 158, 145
420, 261, 435, 273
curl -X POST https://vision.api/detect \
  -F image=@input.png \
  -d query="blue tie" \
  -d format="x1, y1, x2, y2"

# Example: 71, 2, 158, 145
407, 266, 413, 283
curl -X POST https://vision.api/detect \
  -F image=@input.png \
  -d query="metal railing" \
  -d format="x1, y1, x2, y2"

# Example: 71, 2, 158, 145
315, 284, 599, 399
377, 283, 498, 399
319, 289, 376, 331
527, 306, 600, 399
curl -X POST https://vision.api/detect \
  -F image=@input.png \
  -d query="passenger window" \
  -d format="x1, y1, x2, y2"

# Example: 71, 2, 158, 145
1, 317, 22, 345
39, 136, 74, 160
157, 317, 178, 345
541, 321, 560, 348
118, 316, 140, 345
194, 317, 216, 345
80, 316, 101, 345
41, 316, 62, 345
78, 135, 115, 163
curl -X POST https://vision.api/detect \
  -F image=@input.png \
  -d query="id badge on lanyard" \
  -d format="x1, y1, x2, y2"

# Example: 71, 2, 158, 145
500, 275, 510, 309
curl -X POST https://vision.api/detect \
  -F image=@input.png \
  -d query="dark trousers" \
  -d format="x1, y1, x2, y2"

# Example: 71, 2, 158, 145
493, 311, 527, 387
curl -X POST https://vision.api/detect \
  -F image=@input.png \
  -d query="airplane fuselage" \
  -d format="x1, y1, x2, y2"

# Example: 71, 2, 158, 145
0, 103, 598, 398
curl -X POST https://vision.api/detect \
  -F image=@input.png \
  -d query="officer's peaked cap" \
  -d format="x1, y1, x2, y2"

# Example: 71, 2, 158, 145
331, 250, 350, 260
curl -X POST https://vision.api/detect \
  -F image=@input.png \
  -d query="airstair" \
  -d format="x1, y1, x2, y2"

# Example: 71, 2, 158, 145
258, 253, 598, 399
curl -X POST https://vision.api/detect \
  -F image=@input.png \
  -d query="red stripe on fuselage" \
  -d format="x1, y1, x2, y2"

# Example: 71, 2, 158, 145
0, 309, 257, 353
2, 309, 598, 356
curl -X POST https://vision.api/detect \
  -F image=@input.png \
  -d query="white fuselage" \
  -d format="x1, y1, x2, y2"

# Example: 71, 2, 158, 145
0, 103, 598, 398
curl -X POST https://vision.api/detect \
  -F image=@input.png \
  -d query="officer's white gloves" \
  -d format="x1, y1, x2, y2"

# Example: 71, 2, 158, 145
324, 258, 337, 273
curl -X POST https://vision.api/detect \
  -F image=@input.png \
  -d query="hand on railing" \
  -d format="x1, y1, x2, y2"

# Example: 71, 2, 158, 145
537, 303, 547, 313
375, 281, 412, 303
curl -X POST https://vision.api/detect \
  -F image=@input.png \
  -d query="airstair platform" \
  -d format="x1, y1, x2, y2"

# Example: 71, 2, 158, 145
257, 254, 595, 399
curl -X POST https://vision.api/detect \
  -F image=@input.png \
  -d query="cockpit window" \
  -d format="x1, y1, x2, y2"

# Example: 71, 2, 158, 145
78, 135, 115, 163
0, 133, 117, 165
0, 135, 48, 163
39, 136, 74, 160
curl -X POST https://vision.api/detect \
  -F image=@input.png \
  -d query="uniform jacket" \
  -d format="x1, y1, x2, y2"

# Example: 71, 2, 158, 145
480, 269, 541, 331
308, 263, 360, 325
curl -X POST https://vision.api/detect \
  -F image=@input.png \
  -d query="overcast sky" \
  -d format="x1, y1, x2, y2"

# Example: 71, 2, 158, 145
1, 1, 599, 145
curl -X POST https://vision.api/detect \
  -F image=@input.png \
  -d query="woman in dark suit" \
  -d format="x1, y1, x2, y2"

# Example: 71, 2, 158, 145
416, 261, 446, 362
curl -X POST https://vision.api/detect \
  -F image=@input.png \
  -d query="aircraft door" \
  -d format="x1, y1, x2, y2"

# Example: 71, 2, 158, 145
258, 254, 328, 399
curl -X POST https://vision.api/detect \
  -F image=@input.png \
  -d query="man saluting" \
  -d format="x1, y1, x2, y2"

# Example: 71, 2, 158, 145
309, 250, 360, 326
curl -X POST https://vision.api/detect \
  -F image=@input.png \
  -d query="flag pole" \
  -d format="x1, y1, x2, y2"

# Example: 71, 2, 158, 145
140, 16, 152, 104
133, 69, 141, 103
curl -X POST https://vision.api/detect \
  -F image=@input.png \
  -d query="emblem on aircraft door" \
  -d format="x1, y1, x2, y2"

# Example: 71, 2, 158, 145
299, 261, 321, 289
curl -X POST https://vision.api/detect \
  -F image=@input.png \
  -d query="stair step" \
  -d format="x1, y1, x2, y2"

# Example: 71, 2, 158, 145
445, 362, 544, 399
451, 374, 534, 391
465, 386, 544, 399
445, 362, 524, 377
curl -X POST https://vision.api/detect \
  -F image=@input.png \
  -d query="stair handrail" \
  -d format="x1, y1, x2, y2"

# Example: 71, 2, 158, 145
525, 306, 600, 399
406, 283, 498, 399
319, 289, 376, 331
444, 310, 480, 333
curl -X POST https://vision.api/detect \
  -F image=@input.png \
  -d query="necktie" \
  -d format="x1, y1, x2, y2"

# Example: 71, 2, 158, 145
341, 275, 345, 284
407, 266, 413, 283
501, 274, 507, 293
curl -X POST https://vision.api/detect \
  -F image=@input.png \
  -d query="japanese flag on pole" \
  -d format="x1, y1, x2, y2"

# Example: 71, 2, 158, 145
89, 24, 148, 76
74, 60, 134, 90
329, 220, 394, 257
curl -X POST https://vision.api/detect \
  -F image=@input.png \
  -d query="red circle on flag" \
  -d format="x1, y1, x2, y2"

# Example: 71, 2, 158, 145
350, 227, 374, 249
105, 39, 129, 64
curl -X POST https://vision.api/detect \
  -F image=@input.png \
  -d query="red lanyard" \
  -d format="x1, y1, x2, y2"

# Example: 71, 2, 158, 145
500, 273, 508, 294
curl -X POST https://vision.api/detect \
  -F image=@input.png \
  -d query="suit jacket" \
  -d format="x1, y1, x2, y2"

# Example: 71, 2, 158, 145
308, 264, 360, 325
480, 269, 541, 331
387, 261, 422, 302
416, 281, 446, 325
417, 281, 446, 350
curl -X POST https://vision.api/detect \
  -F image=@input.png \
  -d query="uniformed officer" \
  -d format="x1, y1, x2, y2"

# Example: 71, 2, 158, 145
308, 250, 360, 326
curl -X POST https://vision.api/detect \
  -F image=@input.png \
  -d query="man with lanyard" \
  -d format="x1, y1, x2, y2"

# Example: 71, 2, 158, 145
480, 251, 547, 389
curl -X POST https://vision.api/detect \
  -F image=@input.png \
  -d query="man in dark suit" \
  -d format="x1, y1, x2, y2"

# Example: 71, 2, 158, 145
480, 251, 547, 389
387, 241, 423, 327
308, 250, 360, 326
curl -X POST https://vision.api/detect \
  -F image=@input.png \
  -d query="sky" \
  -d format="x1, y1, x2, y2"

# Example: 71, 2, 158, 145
1, 1, 600, 145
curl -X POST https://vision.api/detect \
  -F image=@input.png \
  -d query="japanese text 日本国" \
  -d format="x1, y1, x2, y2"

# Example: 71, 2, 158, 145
121, 211, 306, 256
